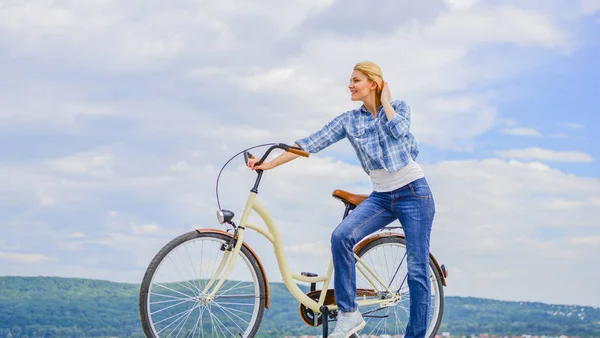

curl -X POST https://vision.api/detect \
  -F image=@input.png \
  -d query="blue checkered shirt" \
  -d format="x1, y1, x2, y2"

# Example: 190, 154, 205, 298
295, 100, 419, 174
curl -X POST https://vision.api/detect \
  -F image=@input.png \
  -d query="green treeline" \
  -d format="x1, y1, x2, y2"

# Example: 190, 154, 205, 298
1, 276, 599, 338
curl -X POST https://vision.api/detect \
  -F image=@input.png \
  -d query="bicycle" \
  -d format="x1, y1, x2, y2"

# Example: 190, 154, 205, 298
139, 143, 448, 338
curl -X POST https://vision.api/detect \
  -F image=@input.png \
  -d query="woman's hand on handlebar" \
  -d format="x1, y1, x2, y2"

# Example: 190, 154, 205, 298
248, 158, 274, 171
246, 143, 309, 171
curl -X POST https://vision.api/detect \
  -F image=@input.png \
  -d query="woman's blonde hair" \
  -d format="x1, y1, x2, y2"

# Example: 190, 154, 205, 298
353, 61, 384, 106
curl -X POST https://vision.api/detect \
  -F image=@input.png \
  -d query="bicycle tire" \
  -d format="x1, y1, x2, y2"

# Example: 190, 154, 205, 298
139, 230, 267, 337
355, 235, 444, 338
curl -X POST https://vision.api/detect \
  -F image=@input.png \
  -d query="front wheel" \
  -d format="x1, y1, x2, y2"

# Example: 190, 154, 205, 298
139, 230, 266, 337
355, 235, 444, 338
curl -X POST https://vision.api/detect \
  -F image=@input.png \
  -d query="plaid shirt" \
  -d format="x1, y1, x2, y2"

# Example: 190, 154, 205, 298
295, 100, 419, 174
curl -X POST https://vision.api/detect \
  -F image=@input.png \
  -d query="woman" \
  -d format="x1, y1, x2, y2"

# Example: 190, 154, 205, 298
248, 61, 435, 338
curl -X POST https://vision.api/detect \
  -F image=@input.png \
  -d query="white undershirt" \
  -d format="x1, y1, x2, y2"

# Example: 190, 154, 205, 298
369, 160, 425, 192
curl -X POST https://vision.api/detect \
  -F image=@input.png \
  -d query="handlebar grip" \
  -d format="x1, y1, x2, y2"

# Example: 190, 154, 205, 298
244, 151, 255, 165
287, 147, 310, 157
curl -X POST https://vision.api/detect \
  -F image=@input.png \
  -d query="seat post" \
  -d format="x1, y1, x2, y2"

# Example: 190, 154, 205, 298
342, 203, 352, 219
342, 203, 352, 220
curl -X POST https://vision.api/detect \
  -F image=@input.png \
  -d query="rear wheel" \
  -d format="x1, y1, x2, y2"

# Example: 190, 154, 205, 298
354, 235, 444, 338
139, 231, 266, 337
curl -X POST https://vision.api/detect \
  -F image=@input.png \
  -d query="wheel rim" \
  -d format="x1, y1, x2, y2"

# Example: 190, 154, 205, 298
145, 236, 261, 337
356, 240, 442, 337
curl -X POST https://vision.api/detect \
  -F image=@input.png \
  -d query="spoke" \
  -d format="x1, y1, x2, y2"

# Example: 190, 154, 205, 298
152, 297, 194, 305
394, 308, 407, 333
216, 277, 240, 292
207, 306, 236, 337
362, 306, 388, 316
152, 292, 190, 300
212, 303, 247, 332
185, 242, 203, 291
214, 294, 258, 299
198, 240, 206, 290
213, 301, 256, 306
155, 283, 196, 299
216, 281, 253, 295
396, 273, 409, 294
364, 315, 373, 333
207, 305, 218, 337
394, 307, 400, 334
213, 302, 251, 324
209, 243, 222, 288
188, 308, 202, 338
169, 254, 200, 294
399, 300, 410, 314
367, 316, 385, 336
384, 308, 388, 335
147, 235, 261, 338
212, 304, 253, 316
199, 306, 205, 338
169, 304, 196, 338
388, 252, 407, 289
154, 305, 196, 327
367, 251, 378, 287
383, 245, 390, 285
357, 241, 418, 337
151, 298, 195, 316
157, 305, 196, 334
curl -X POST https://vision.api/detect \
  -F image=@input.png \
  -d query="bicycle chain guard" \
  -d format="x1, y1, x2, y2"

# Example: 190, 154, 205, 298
299, 289, 337, 327
299, 288, 379, 327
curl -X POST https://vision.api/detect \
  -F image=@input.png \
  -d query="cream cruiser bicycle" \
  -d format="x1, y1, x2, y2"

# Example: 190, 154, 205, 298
139, 143, 448, 338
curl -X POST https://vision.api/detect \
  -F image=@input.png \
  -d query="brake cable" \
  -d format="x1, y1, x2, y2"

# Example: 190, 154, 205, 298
214, 143, 278, 210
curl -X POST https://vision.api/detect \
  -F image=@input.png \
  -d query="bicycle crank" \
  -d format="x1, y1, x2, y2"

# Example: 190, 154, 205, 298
298, 288, 379, 327
299, 289, 336, 327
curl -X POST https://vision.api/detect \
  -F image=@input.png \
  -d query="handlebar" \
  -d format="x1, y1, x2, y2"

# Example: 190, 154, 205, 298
244, 143, 309, 167
217, 142, 311, 209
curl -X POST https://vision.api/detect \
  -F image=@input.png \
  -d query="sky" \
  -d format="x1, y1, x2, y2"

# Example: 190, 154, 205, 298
1, 0, 599, 308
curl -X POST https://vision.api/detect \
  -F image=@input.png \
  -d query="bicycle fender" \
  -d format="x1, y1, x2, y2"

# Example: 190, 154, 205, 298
354, 232, 447, 287
195, 228, 271, 308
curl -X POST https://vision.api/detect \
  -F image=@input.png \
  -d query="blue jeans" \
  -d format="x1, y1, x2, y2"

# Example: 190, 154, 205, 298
331, 177, 435, 338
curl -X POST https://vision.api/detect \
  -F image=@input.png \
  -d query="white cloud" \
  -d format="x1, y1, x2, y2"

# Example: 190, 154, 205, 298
426, 6, 566, 48
444, 0, 477, 10
132, 223, 161, 235
567, 236, 600, 245
0, 0, 575, 151
542, 198, 600, 210
422, 158, 600, 305
0, 0, 336, 70
0, 0, 598, 309
500, 118, 519, 127
500, 127, 541, 137
0, 252, 49, 264
495, 147, 594, 163
50, 151, 115, 177
286, 242, 330, 258
581, 0, 600, 14
563, 122, 585, 129
551, 132, 570, 139
2, 145, 600, 306
216, 4, 569, 150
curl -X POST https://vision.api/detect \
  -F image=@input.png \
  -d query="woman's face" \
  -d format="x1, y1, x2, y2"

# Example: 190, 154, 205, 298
348, 70, 375, 102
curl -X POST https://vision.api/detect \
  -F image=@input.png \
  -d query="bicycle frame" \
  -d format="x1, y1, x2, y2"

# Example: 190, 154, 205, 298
203, 191, 400, 314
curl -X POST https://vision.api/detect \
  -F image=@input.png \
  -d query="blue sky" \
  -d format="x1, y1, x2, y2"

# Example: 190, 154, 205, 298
1, 0, 599, 308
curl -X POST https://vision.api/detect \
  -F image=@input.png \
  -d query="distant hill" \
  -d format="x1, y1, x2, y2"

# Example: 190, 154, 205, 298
0, 276, 599, 337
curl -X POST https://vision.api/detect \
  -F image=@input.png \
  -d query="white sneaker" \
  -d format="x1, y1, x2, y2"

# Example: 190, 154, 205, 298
329, 311, 366, 338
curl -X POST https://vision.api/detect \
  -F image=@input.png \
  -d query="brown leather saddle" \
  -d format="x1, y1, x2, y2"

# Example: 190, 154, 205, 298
331, 189, 368, 210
